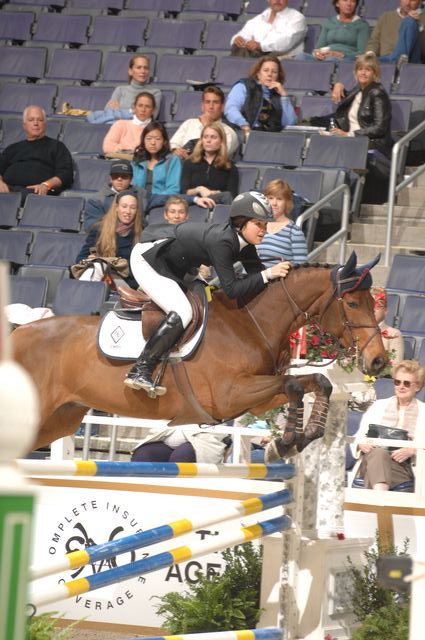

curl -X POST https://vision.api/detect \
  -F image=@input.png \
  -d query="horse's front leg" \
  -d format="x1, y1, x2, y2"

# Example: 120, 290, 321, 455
264, 373, 333, 461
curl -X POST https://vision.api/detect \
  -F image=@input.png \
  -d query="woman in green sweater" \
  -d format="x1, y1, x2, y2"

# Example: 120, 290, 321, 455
297, 0, 370, 61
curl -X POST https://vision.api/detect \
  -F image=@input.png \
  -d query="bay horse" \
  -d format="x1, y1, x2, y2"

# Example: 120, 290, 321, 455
11, 252, 387, 454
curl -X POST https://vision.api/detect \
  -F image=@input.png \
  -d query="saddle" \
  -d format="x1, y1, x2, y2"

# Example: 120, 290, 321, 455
114, 282, 204, 347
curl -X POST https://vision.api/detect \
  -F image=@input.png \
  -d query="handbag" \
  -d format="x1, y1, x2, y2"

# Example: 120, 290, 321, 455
71, 256, 129, 280
366, 423, 409, 453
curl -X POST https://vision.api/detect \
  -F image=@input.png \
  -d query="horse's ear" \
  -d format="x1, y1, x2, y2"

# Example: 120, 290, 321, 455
339, 251, 357, 278
357, 253, 381, 273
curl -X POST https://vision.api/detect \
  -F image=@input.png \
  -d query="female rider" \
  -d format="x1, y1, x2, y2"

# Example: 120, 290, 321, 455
125, 191, 291, 395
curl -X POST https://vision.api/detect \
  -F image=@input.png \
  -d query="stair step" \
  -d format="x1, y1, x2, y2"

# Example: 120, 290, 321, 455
351, 223, 425, 248
360, 203, 425, 222
314, 241, 416, 264
396, 186, 425, 206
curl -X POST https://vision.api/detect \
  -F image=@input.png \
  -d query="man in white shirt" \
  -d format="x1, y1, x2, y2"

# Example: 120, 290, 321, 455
230, 0, 307, 58
170, 86, 239, 160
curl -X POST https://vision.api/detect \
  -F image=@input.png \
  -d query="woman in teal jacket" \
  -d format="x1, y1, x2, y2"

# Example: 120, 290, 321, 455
131, 122, 182, 211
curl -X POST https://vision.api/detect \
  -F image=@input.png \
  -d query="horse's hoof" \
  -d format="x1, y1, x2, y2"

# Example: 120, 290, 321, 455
264, 439, 282, 463
264, 438, 296, 462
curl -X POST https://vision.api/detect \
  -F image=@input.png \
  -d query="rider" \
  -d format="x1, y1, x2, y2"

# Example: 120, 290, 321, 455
125, 191, 291, 395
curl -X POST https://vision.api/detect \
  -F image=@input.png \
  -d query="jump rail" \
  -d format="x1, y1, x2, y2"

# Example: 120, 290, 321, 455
29, 515, 292, 609
30, 488, 292, 580
17, 460, 296, 480
126, 628, 283, 640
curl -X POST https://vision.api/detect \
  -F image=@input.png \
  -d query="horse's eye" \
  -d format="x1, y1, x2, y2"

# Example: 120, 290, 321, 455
347, 301, 358, 309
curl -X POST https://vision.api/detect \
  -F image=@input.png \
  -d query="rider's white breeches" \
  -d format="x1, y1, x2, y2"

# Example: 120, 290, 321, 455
130, 241, 193, 329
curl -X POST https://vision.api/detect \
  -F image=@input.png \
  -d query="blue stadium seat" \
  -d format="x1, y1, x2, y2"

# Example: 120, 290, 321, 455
29, 231, 85, 268
403, 335, 416, 360
185, 0, 243, 19
390, 98, 412, 138
399, 296, 425, 336
362, 0, 400, 21
210, 204, 230, 224
61, 120, 109, 157
237, 166, 259, 192
352, 477, 414, 492
386, 254, 425, 294
0, 11, 34, 43
20, 194, 84, 232
52, 279, 109, 315
304, 23, 321, 53
157, 90, 176, 123
417, 338, 425, 366
88, 15, 148, 49
126, 0, 183, 12
395, 63, 425, 97
18, 265, 70, 306
299, 95, 333, 121
67, 0, 124, 9
303, 0, 336, 18
146, 18, 204, 52
9, 275, 48, 308
260, 168, 323, 210
215, 56, 254, 87
242, 131, 306, 167
0, 192, 22, 228
385, 293, 400, 327
374, 377, 394, 399
0, 46, 47, 82
71, 158, 112, 192
0, 83, 57, 116
32, 13, 90, 47
283, 60, 335, 95
56, 86, 114, 115
46, 49, 102, 84
155, 54, 216, 87
98, 51, 157, 84
8, 0, 66, 6
335, 61, 396, 94
0, 229, 33, 271
173, 91, 202, 122
202, 21, 243, 52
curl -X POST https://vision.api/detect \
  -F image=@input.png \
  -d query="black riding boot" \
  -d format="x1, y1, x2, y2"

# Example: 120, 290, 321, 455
124, 311, 184, 395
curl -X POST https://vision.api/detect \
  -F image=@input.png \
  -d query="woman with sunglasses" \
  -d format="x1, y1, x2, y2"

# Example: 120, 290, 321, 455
351, 360, 425, 490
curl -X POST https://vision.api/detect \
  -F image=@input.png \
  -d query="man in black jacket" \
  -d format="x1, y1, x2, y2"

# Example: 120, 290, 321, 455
0, 105, 73, 202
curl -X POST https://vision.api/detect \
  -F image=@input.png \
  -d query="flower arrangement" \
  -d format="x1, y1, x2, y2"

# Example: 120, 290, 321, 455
290, 322, 354, 371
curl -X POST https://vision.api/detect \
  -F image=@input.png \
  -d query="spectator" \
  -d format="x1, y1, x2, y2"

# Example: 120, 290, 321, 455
106, 55, 161, 116
230, 0, 306, 58
131, 122, 182, 212
351, 360, 425, 490
102, 92, 156, 159
75, 190, 143, 289
131, 427, 231, 463
297, 0, 369, 62
258, 179, 308, 266
83, 160, 144, 231
0, 105, 73, 203
224, 55, 297, 135
163, 196, 189, 224
371, 287, 404, 367
366, 0, 425, 64
181, 122, 239, 209
170, 86, 239, 160
327, 53, 393, 203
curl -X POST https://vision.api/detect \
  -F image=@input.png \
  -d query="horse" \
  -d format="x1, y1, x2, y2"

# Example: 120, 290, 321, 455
11, 252, 387, 454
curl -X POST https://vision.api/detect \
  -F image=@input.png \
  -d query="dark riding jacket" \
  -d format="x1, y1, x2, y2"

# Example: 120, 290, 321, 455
140, 221, 266, 300
334, 81, 393, 157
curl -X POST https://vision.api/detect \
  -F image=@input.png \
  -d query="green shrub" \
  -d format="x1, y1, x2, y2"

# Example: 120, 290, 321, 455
27, 612, 80, 640
154, 542, 263, 634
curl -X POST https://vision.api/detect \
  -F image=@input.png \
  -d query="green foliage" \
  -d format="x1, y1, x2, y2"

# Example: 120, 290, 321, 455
239, 407, 287, 438
346, 533, 410, 640
27, 612, 80, 640
154, 542, 263, 634
351, 601, 410, 640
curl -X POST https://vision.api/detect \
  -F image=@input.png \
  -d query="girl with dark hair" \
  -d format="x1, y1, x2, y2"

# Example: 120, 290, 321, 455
224, 55, 297, 135
131, 122, 182, 210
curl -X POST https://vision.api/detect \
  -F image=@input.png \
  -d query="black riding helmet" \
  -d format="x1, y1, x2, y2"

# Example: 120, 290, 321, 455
229, 191, 273, 223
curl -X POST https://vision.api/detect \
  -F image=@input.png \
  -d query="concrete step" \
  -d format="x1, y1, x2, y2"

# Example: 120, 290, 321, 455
314, 241, 415, 265
74, 435, 138, 460
405, 167, 425, 187
396, 186, 425, 206
351, 222, 425, 248
360, 203, 425, 223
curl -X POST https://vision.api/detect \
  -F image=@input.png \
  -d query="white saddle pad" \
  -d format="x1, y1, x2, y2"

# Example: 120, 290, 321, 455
97, 310, 205, 361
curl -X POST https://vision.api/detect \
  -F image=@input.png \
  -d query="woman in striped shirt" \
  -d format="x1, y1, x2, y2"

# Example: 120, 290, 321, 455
258, 179, 308, 267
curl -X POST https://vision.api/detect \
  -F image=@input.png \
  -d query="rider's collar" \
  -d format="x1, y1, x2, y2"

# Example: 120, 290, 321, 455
237, 232, 249, 250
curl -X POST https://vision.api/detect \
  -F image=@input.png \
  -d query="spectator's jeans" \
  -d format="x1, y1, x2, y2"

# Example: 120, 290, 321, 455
380, 16, 421, 63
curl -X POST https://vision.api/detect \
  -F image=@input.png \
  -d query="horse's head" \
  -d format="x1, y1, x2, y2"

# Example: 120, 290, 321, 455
320, 251, 387, 375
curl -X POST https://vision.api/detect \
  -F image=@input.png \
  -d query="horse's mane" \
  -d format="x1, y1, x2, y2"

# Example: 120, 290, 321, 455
290, 262, 333, 271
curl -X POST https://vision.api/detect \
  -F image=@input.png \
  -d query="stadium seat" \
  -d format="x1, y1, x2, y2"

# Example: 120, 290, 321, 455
246, 0, 303, 13
352, 476, 414, 492
385, 293, 400, 327
362, 0, 399, 21
52, 279, 109, 315
399, 296, 425, 336
390, 98, 412, 138
45, 49, 102, 84
146, 18, 204, 52
9, 275, 48, 308
303, 0, 335, 18
29, 231, 85, 268
237, 166, 259, 192
56, 86, 114, 115
0, 83, 57, 116
7, 0, 66, 6
157, 90, 177, 123
173, 91, 202, 122
299, 95, 333, 122
61, 120, 109, 157
0, 229, 33, 271
18, 265, 70, 306
386, 254, 425, 294
19, 195, 84, 232
374, 377, 394, 399
88, 15, 148, 49
71, 158, 112, 192
242, 131, 306, 167
185, 0, 243, 19
0, 46, 47, 82
215, 56, 254, 87
155, 54, 216, 87
99, 51, 157, 84
334, 61, 396, 94
304, 23, 322, 53
126, 0, 183, 13
66, 0, 124, 10
202, 21, 243, 53
282, 60, 335, 95
403, 335, 416, 360
260, 168, 323, 210
32, 13, 90, 47
417, 338, 425, 366
0, 11, 34, 43
210, 204, 230, 224
0, 192, 22, 228
395, 63, 425, 97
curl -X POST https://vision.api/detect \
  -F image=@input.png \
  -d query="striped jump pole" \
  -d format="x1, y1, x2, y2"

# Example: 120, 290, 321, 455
29, 515, 291, 609
31, 488, 293, 580
127, 628, 282, 640
17, 460, 295, 480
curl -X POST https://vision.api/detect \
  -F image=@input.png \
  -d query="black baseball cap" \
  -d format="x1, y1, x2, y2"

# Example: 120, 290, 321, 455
110, 160, 133, 176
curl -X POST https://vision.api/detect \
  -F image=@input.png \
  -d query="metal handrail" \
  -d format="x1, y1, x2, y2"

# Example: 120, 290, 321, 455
296, 183, 350, 264
384, 119, 425, 267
